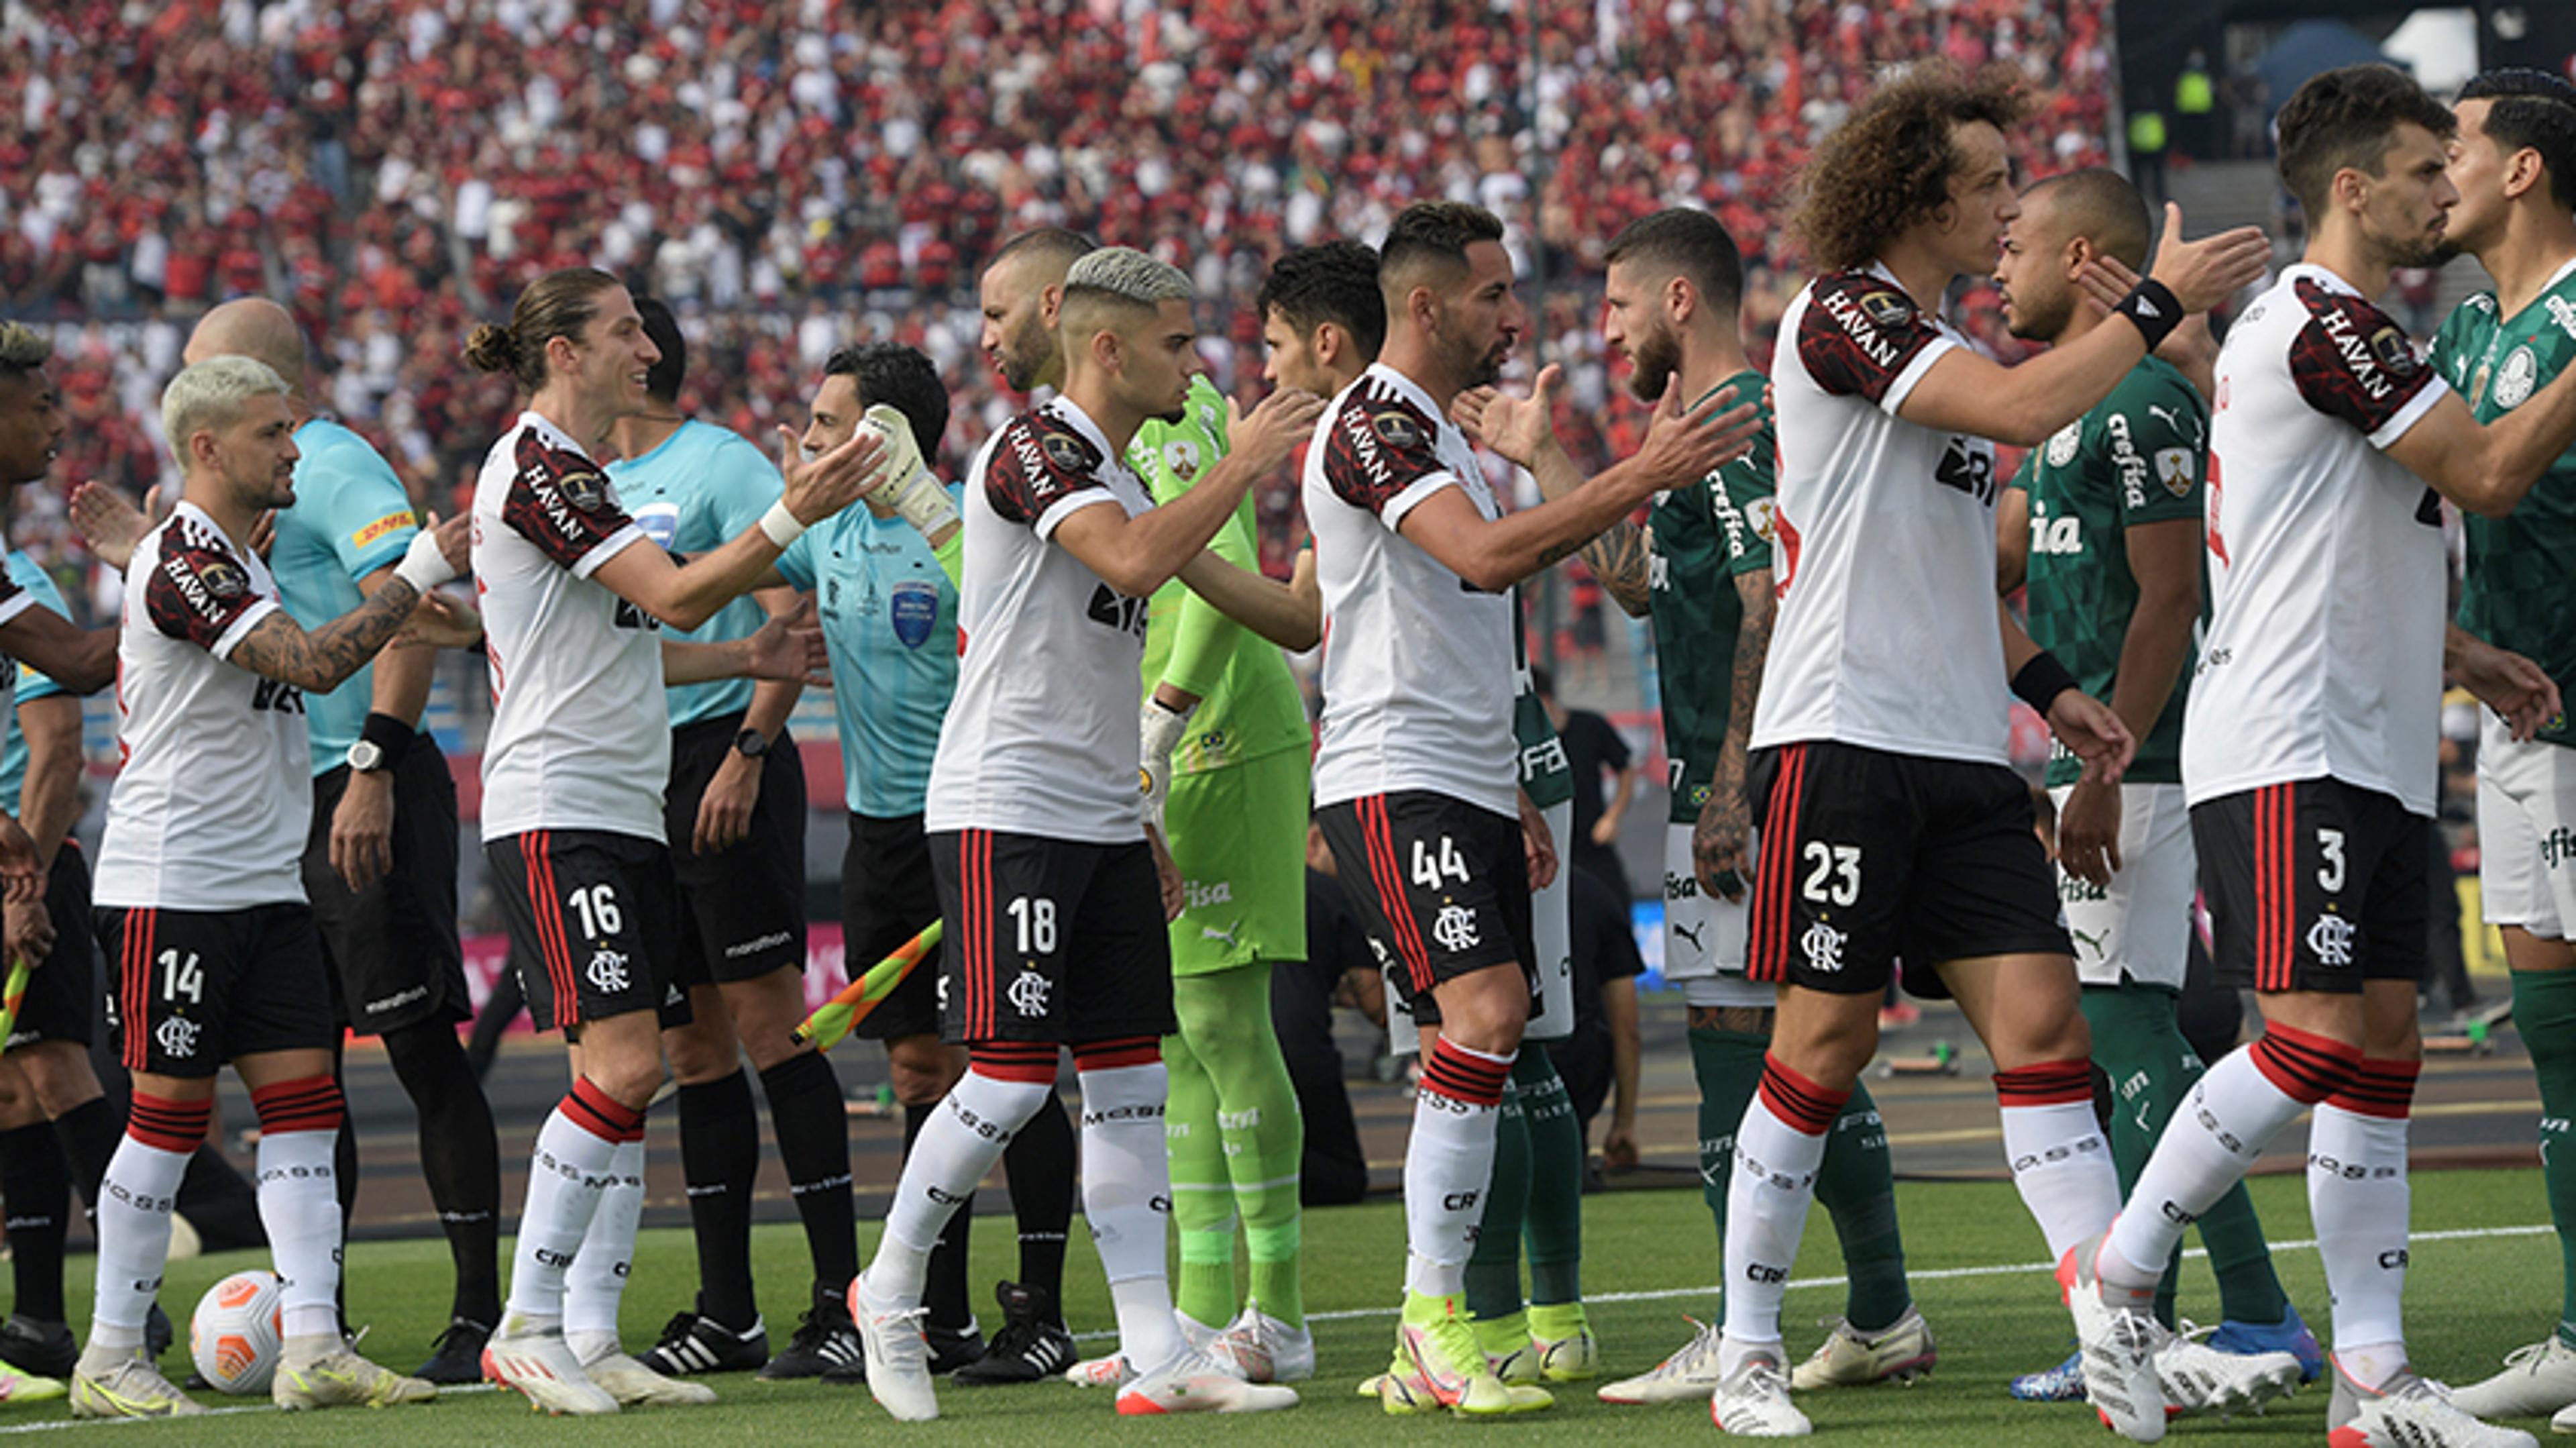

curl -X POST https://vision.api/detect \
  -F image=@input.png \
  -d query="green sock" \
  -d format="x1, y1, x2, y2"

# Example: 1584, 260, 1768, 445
1175, 964, 1307, 1329
1161, 1025, 1238, 1327
2512, 969, 2576, 1344
1515, 1050, 1584, 1306
1813, 1079, 1911, 1333
1690, 1025, 1769, 1318
2082, 985, 2289, 1329
1464, 1077, 1530, 1322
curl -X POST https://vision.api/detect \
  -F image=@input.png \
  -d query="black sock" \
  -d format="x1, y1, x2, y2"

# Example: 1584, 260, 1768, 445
678, 1069, 761, 1330
383, 1021, 504, 1325
1000, 1091, 1074, 1325
51, 1095, 119, 1221
904, 1101, 975, 1333
757, 1051, 857, 1305
0, 1122, 69, 1322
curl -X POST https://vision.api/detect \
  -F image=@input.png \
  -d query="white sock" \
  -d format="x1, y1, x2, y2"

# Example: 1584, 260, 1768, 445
564, 1135, 645, 1349
254, 1127, 343, 1343
1079, 1059, 1182, 1372
506, 1086, 635, 1325
2311, 1062, 2415, 1383
863, 1067, 1051, 1308
89, 1133, 193, 1349
1993, 1062, 2118, 1261
2105, 1027, 2355, 1288
1719, 1060, 1837, 1365
1405, 1039, 1513, 1299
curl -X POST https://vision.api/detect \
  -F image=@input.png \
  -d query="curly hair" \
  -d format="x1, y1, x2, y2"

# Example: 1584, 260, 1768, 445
1789, 62, 2031, 272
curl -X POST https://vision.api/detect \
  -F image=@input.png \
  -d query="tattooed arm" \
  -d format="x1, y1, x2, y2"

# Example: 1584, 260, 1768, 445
228, 578, 421, 694
1691, 566, 1774, 901
1580, 520, 1654, 618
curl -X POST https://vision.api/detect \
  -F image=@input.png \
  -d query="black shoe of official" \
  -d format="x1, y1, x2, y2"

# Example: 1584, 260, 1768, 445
414, 1317, 493, 1384
926, 1320, 985, 1376
0, 1316, 75, 1380
638, 1309, 770, 1376
759, 1308, 863, 1382
951, 1282, 1075, 1386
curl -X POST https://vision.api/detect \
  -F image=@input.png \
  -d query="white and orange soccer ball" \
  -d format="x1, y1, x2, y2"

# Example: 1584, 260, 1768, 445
190, 1270, 285, 1394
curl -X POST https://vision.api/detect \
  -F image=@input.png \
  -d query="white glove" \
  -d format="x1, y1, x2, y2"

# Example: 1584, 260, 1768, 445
859, 403, 959, 539
1139, 697, 1194, 831
392, 526, 458, 592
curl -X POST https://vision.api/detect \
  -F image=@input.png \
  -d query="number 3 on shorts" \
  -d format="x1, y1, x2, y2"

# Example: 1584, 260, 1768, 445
1801, 841, 1862, 907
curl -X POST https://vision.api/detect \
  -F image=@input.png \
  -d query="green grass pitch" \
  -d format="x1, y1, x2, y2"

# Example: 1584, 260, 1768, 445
5, 1168, 2559, 1444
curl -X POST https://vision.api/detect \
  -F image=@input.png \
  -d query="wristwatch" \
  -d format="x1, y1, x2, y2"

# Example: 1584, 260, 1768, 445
732, 729, 773, 760
346, 739, 389, 774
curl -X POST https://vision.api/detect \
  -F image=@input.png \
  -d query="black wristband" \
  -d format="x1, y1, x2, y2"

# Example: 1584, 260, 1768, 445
360, 711, 417, 767
2010, 652, 2082, 715
2114, 279, 2183, 351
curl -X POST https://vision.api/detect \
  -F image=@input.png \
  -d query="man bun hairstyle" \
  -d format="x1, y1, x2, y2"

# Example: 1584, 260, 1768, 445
465, 266, 625, 393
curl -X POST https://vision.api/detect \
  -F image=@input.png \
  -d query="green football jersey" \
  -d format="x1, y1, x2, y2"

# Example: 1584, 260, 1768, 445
1647, 370, 1776, 825
1131, 374, 1311, 774
2010, 355, 2206, 788
1514, 604, 1573, 811
2433, 261, 2576, 749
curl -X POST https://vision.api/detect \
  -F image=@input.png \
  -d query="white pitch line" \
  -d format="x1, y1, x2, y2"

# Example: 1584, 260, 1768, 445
6, 1225, 2551, 1425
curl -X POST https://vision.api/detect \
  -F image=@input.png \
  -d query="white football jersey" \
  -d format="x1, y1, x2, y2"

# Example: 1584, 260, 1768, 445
2184, 264, 2450, 817
472, 410, 663, 843
94, 503, 309, 910
924, 397, 1157, 844
1306, 362, 1517, 820
1752, 266, 2010, 764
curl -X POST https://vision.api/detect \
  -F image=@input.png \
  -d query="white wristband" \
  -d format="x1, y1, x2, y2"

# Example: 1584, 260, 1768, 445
392, 529, 457, 592
758, 499, 807, 549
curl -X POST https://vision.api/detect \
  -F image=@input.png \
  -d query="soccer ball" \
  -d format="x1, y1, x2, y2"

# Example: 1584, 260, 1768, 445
190, 1270, 284, 1394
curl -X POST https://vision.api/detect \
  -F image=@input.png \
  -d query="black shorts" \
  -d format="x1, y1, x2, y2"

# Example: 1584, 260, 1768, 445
2193, 778, 2430, 994
843, 811, 943, 1042
1746, 741, 2070, 999
95, 902, 337, 1078
1315, 792, 1536, 1027
303, 742, 470, 1037
8, 841, 95, 1050
665, 715, 808, 984
928, 829, 1175, 1046
484, 830, 690, 1034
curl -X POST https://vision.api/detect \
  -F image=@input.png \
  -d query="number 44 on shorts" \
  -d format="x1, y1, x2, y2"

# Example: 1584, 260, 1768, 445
1411, 836, 1470, 890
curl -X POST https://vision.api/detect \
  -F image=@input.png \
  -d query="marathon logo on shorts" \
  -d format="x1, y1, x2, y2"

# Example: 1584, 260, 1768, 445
724, 931, 794, 960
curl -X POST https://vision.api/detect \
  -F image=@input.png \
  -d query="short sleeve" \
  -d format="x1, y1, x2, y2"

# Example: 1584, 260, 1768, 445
2288, 279, 2447, 450
498, 431, 645, 576
144, 525, 276, 660
985, 411, 1117, 538
1796, 272, 1956, 413
704, 435, 787, 544
773, 530, 817, 593
2427, 295, 2490, 391
2106, 373, 2208, 525
307, 437, 419, 581
1712, 418, 1778, 576
1320, 390, 1456, 525
5, 558, 71, 705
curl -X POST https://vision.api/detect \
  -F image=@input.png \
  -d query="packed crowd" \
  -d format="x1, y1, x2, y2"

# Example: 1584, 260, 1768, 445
2, 0, 2117, 601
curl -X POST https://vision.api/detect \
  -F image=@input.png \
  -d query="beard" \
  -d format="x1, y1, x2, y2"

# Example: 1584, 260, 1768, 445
999, 313, 1053, 393
1624, 322, 1681, 402
2004, 286, 2072, 343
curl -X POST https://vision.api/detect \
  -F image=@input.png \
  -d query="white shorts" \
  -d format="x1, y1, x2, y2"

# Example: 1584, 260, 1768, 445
1388, 799, 1575, 1053
1662, 821, 1768, 1009
2051, 781, 2194, 990
2477, 715, 2576, 941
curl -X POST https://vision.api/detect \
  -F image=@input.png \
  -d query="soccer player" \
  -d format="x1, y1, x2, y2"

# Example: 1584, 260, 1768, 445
2078, 64, 2576, 1448
1990, 170, 2314, 1403
70, 354, 461, 1417
2433, 69, 2576, 1433
599, 298, 859, 1383
773, 340, 1007, 1381
162, 299, 505, 1384
1305, 199, 1758, 1417
848, 248, 1303, 1422
1472, 207, 1933, 1405
463, 267, 880, 1416
1690, 62, 2266, 1438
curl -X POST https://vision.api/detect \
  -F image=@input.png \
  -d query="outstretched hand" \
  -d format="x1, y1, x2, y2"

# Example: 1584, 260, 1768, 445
742, 596, 831, 686
70, 481, 150, 572
1454, 364, 1565, 469
1631, 375, 1759, 493
1225, 387, 1328, 477
2141, 203, 2271, 313
777, 425, 888, 526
